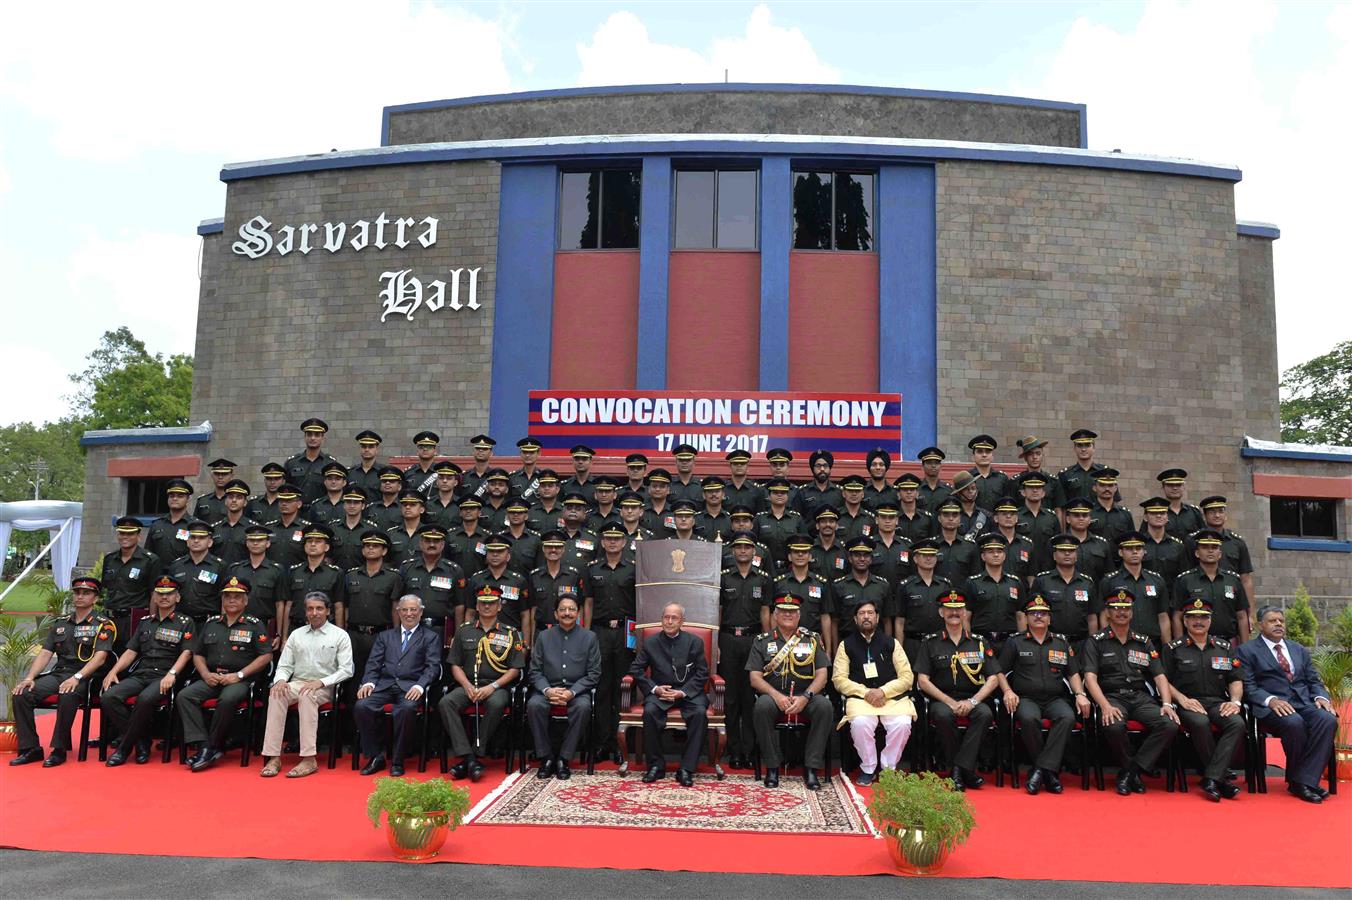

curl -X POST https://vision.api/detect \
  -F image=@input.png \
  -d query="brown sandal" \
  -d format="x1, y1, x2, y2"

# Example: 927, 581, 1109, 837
287, 758, 319, 778
260, 758, 282, 778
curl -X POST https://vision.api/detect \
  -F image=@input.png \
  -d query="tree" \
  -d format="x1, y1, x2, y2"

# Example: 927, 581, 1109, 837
68, 327, 193, 430
1280, 340, 1352, 445
0, 419, 86, 503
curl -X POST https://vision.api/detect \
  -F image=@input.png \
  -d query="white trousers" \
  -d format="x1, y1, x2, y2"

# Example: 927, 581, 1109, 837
849, 714, 912, 774
262, 681, 333, 758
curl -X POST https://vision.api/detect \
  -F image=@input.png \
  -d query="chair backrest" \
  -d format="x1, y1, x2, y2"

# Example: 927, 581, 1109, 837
632, 623, 719, 695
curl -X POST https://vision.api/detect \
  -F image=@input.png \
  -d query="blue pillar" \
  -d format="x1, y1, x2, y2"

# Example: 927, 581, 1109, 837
878, 164, 937, 459
636, 156, 671, 389
758, 156, 791, 390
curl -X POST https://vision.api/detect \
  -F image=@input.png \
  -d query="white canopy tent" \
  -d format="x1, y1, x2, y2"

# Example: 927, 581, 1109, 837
0, 500, 83, 598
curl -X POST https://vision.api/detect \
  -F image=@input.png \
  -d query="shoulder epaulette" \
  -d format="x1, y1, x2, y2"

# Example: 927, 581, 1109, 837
831, 575, 848, 584
1213, 637, 1232, 649
757, 631, 772, 640
1130, 632, 1149, 643
1221, 568, 1241, 578
1051, 632, 1068, 642
288, 562, 305, 571
1033, 569, 1054, 578
207, 614, 222, 622
243, 615, 261, 624
1228, 530, 1245, 540
752, 566, 772, 578
1086, 534, 1108, 544
1142, 567, 1164, 579
1168, 638, 1185, 649
1091, 630, 1110, 640
1103, 568, 1123, 579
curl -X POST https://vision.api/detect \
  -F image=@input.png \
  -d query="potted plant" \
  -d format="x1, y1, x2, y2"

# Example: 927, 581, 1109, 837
865, 770, 976, 875
1311, 646, 1352, 782
366, 776, 471, 861
0, 614, 44, 753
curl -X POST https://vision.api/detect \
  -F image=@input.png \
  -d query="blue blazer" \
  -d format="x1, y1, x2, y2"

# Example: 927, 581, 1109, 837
1236, 637, 1329, 719
361, 625, 441, 694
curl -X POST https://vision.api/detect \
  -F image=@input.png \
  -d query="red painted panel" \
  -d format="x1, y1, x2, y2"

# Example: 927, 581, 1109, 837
788, 253, 879, 390
667, 252, 760, 389
1253, 473, 1352, 500
107, 455, 201, 478
551, 252, 640, 389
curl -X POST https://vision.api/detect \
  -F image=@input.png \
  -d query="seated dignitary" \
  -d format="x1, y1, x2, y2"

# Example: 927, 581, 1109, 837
353, 595, 443, 777
259, 591, 354, 778
915, 591, 1000, 791
1163, 600, 1243, 801
439, 586, 526, 782
628, 602, 710, 786
179, 576, 274, 772
998, 595, 1091, 795
102, 575, 196, 766
9, 577, 116, 767
831, 600, 915, 786
1081, 588, 1180, 795
748, 594, 831, 790
1237, 606, 1338, 803
527, 592, 602, 780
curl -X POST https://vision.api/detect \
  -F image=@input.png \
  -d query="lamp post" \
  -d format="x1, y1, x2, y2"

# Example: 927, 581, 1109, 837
30, 458, 48, 500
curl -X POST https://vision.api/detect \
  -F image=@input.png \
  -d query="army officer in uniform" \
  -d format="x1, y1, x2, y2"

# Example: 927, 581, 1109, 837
748, 594, 831, 790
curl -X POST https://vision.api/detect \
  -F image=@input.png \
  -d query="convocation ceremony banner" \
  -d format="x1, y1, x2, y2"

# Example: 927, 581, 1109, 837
528, 390, 902, 462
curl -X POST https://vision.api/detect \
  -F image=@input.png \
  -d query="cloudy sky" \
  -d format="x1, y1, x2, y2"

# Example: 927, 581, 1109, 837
1, 0, 1347, 426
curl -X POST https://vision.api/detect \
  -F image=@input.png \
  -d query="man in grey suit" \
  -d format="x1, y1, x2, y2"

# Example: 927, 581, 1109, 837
629, 603, 710, 786
527, 591, 601, 780
1237, 606, 1338, 803
353, 595, 442, 777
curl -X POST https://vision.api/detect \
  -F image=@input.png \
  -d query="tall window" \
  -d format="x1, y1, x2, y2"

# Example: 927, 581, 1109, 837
1270, 497, 1339, 539
126, 478, 172, 518
792, 170, 875, 251
558, 169, 641, 249
673, 169, 758, 249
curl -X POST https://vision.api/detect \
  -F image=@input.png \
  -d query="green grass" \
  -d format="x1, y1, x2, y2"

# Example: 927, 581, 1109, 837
0, 580, 52, 614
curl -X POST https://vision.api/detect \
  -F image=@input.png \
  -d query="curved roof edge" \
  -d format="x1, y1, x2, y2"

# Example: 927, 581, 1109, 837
220, 133, 1240, 184
1236, 221, 1280, 240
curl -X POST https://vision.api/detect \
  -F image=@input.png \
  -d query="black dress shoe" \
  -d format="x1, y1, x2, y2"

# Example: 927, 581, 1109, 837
1198, 778, 1222, 802
675, 768, 694, 787
1218, 780, 1241, 799
804, 769, 821, 791
1115, 771, 1132, 796
951, 775, 966, 792
106, 752, 128, 768
764, 768, 779, 788
536, 758, 557, 779
450, 760, 470, 780
134, 744, 151, 765
42, 749, 66, 768
1130, 771, 1146, 794
1025, 768, 1044, 795
184, 745, 203, 767
1311, 784, 1330, 800
390, 762, 406, 777
1043, 770, 1064, 794
855, 770, 874, 787
1288, 783, 1323, 803
556, 760, 571, 780
959, 768, 984, 789
10, 747, 43, 766
360, 755, 387, 776
190, 748, 223, 772
469, 760, 485, 783
642, 765, 665, 783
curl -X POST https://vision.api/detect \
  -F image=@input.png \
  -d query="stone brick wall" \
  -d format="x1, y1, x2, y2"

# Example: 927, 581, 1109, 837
386, 90, 1082, 148
190, 160, 499, 478
77, 441, 207, 568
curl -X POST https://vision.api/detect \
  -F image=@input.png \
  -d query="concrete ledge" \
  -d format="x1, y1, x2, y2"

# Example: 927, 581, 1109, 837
1267, 537, 1352, 553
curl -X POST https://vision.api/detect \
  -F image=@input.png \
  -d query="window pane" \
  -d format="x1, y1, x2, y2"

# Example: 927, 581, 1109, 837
834, 172, 874, 251
674, 170, 715, 249
1300, 499, 1337, 538
1270, 498, 1301, 537
717, 170, 758, 249
600, 169, 641, 248
559, 172, 598, 250
792, 171, 833, 250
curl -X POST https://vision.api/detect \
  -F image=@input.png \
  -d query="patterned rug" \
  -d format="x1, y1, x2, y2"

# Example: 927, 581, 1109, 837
468, 770, 873, 835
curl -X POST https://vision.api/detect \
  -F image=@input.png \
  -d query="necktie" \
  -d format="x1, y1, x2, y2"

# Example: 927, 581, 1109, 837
401, 630, 411, 654
1273, 642, 1293, 681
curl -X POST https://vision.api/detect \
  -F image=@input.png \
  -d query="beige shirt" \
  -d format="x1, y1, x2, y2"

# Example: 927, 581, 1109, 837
273, 620, 354, 688
832, 637, 917, 724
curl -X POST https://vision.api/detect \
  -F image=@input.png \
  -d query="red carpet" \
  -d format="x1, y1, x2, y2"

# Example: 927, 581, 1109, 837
2, 717, 1348, 887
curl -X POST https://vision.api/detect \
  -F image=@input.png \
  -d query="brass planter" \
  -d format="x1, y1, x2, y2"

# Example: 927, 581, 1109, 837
1335, 746, 1352, 783
0, 722, 18, 754
384, 811, 451, 861
881, 822, 952, 875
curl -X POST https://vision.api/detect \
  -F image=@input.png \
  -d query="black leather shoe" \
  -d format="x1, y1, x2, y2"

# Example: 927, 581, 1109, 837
106, 752, 128, 768
642, 765, 665, 783
556, 760, 572, 780
360, 755, 387, 776
804, 769, 821, 791
469, 760, 485, 783
764, 768, 779, 788
1198, 778, 1222, 802
1218, 780, 1241, 799
190, 748, 223, 772
950, 775, 965, 792
959, 768, 984, 789
389, 762, 406, 777
10, 747, 43, 766
1288, 783, 1323, 803
1129, 771, 1146, 794
855, 770, 874, 787
184, 745, 203, 767
134, 743, 151, 765
536, 758, 557, 779
450, 760, 470, 779
676, 768, 694, 787
42, 749, 66, 768
1115, 770, 1132, 796
1043, 770, 1064, 794
1025, 768, 1044, 795
1311, 783, 1330, 800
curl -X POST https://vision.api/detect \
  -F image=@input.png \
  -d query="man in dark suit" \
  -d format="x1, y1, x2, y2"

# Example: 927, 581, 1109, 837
353, 594, 442, 776
527, 591, 601, 780
629, 603, 710, 786
1237, 605, 1338, 803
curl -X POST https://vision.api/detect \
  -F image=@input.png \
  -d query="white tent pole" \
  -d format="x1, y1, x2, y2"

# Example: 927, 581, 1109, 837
0, 517, 72, 606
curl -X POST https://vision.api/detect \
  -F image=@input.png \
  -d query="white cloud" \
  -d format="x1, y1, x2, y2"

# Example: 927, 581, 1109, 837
0, 1, 514, 162
577, 5, 839, 87
1022, 0, 1352, 369
0, 344, 76, 426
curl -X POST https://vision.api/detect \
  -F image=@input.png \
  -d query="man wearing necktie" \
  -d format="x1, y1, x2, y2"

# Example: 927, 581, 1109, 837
1236, 606, 1338, 803
353, 595, 442, 777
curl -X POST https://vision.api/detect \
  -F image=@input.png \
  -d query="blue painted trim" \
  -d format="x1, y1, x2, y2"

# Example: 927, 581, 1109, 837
636, 157, 671, 389
1078, 107, 1088, 150
80, 427, 213, 447
489, 164, 557, 443
380, 83, 1086, 146
222, 137, 1240, 184
878, 165, 938, 459
1241, 446, 1351, 463
1236, 221, 1280, 240
197, 218, 224, 236
1267, 537, 1352, 553
758, 157, 791, 390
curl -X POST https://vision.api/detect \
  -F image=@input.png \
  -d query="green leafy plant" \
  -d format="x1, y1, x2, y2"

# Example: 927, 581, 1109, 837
866, 769, 976, 848
1311, 649, 1352, 750
1284, 584, 1320, 649
366, 777, 470, 829
0, 615, 44, 721
1330, 603, 1352, 653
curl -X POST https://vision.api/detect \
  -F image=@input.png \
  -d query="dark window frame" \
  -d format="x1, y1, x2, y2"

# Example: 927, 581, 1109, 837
1269, 496, 1339, 540
671, 165, 760, 251
125, 477, 172, 518
557, 166, 642, 251
791, 168, 877, 252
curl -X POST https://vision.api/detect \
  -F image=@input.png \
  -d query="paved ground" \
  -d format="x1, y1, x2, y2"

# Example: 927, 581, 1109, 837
0, 849, 1340, 899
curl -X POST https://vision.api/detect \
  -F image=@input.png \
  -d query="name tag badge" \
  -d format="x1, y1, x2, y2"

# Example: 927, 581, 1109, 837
197, 569, 218, 584
862, 661, 879, 679
1018, 650, 1035, 658
175, 528, 190, 541
808, 585, 822, 598
1146, 585, 1157, 596
1048, 650, 1068, 665
1210, 657, 1233, 670
430, 576, 452, 590
128, 567, 142, 580
1127, 650, 1150, 667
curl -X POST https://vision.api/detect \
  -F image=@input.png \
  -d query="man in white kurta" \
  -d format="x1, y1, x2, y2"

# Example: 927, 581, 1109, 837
831, 600, 916, 786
